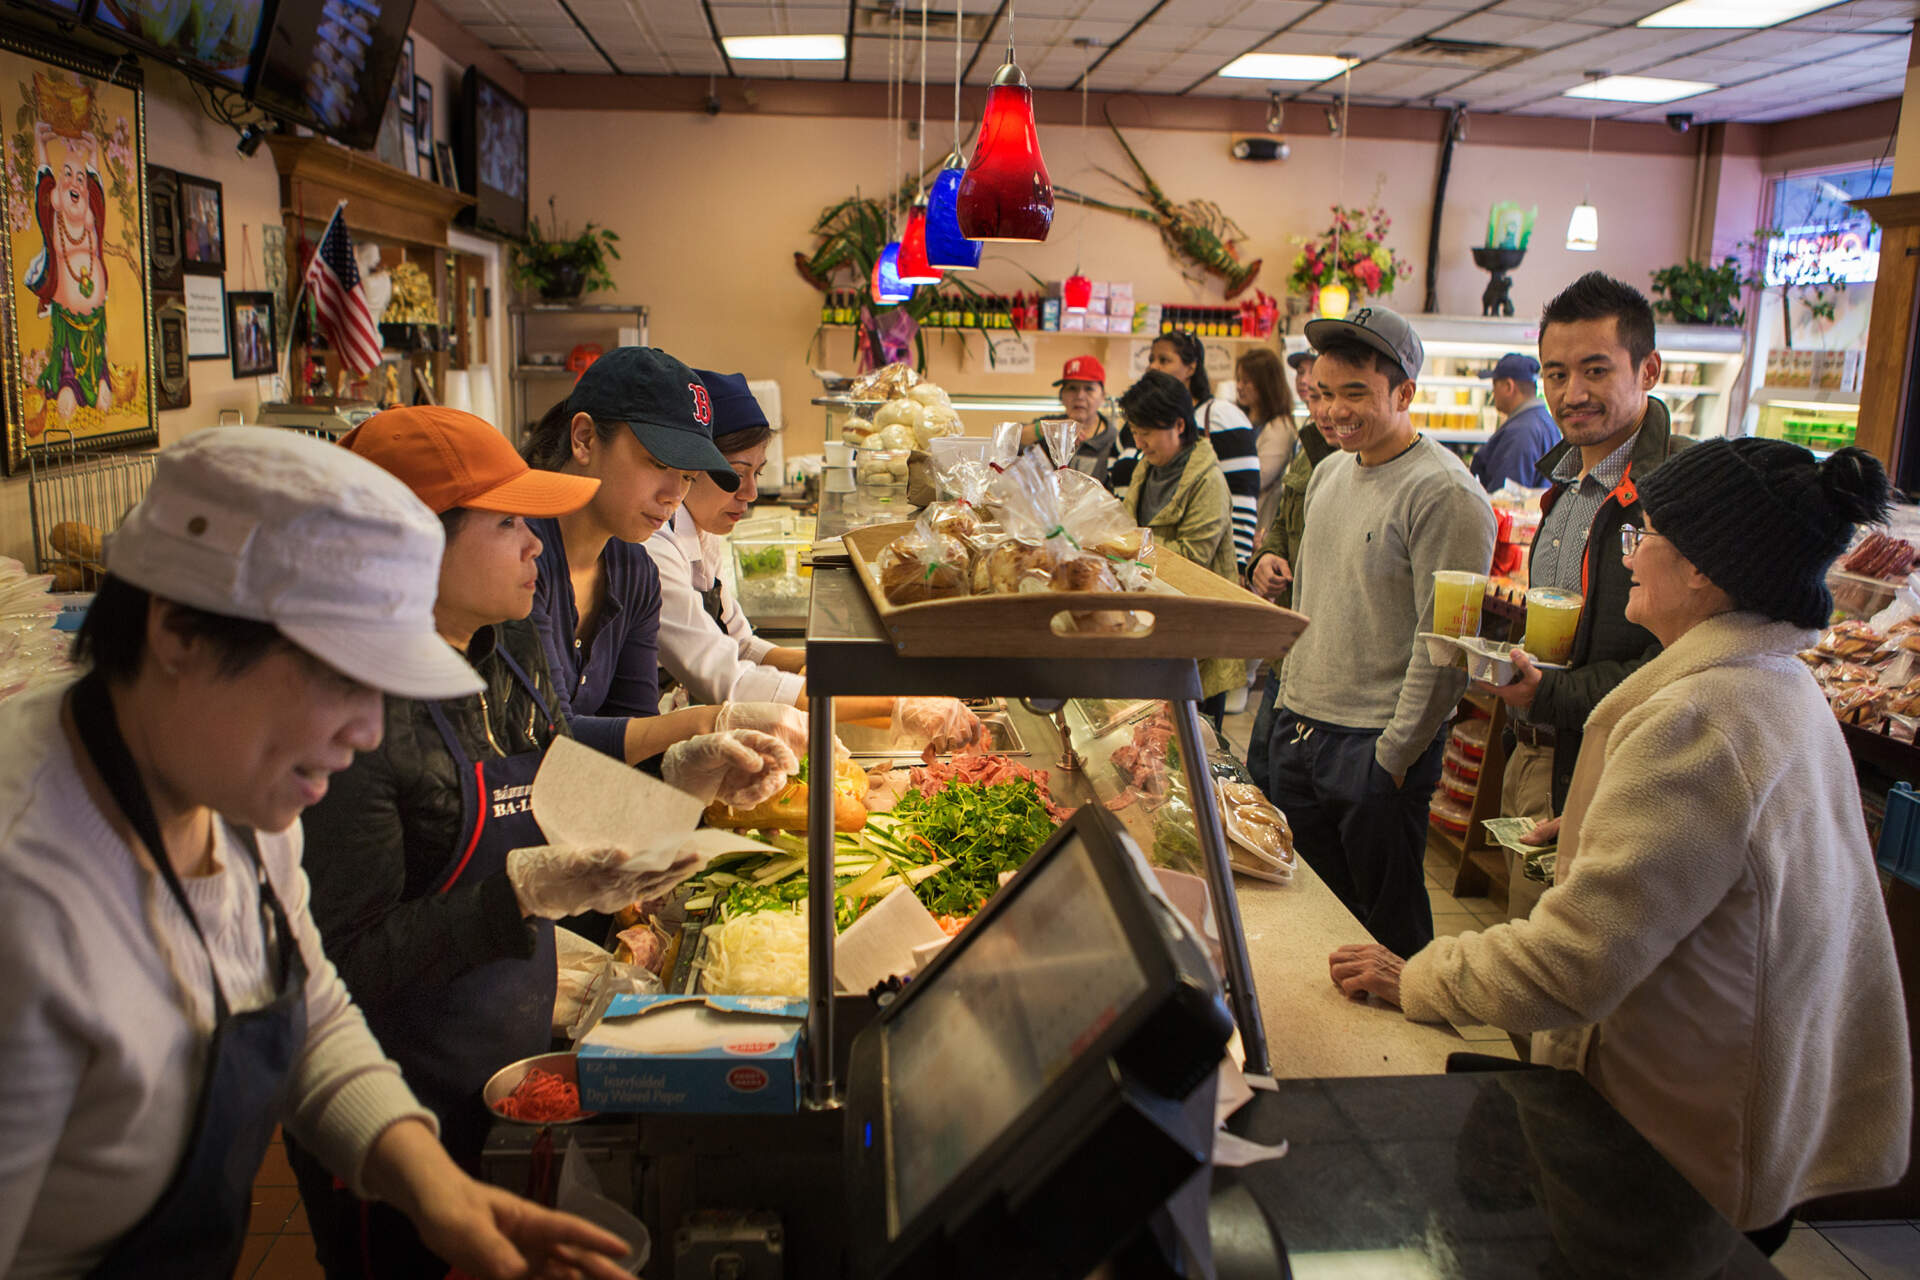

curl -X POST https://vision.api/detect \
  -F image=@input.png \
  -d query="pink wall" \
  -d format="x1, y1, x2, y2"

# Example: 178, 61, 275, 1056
527, 107, 1698, 453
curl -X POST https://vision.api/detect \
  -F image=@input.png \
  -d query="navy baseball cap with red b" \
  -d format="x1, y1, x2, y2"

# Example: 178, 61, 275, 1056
566, 346, 740, 491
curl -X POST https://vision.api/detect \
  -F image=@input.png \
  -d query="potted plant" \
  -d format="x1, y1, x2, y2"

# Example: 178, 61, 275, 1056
511, 196, 621, 302
1286, 202, 1413, 314
1648, 256, 1750, 326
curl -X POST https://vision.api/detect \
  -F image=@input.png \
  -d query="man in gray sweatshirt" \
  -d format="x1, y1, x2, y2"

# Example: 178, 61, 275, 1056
1257, 306, 1497, 957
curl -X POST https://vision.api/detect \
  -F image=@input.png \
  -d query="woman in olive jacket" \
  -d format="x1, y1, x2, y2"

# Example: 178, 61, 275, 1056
1119, 370, 1242, 719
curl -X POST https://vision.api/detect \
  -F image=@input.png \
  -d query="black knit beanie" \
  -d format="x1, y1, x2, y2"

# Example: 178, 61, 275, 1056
1636, 440, 1891, 629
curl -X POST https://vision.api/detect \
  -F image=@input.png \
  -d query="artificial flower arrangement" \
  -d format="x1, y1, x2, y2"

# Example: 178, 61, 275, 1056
1286, 202, 1413, 312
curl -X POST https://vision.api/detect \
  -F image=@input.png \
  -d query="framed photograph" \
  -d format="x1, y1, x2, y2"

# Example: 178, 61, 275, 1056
146, 163, 180, 290
225, 290, 276, 377
0, 35, 158, 474
176, 172, 224, 274
261, 222, 289, 348
397, 37, 414, 109
414, 77, 433, 158
434, 141, 458, 192
182, 273, 226, 360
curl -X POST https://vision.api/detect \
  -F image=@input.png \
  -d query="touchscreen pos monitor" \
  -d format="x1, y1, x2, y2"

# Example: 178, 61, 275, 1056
844, 804, 1234, 1280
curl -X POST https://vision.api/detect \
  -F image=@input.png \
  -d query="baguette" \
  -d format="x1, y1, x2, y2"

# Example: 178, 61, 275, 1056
704, 760, 869, 832
49, 521, 103, 562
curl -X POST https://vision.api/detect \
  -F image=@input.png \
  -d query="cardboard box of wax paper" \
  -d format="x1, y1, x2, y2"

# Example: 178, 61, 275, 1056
576, 994, 806, 1114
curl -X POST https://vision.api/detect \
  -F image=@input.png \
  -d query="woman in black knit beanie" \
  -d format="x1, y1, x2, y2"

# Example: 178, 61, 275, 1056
1329, 440, 1911, 1257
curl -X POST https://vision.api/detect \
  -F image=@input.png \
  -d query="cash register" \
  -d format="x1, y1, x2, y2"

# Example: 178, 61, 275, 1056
842, 805, 1264, 1279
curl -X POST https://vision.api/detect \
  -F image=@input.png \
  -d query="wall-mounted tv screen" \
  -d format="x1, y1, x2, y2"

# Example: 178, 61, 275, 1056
87, 0, 269, 87
247, 0, 416, 150
18, 0, 94, 18
456, 66, 526, 239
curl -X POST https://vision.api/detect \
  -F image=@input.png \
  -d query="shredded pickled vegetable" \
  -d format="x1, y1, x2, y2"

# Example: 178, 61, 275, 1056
494, 1067, 582, 1122
702, 909, 810, 996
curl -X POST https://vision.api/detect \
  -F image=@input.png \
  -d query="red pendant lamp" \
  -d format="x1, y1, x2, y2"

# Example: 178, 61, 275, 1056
1063, 274, 1092, 312
957, 31, 1052, 243
896, 197, 941, 284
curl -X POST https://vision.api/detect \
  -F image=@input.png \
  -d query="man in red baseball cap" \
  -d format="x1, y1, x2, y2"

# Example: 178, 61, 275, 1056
1027, 354, 1119, 487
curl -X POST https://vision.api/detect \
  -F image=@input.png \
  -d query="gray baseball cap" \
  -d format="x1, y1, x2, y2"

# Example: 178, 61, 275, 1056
1304, 304, 1425, 382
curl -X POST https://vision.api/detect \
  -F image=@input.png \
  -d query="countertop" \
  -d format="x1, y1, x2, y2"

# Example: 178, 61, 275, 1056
1003, 701, 1509, 1081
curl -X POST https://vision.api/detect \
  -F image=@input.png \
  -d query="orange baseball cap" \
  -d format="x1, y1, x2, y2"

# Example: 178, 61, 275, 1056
341, 406, 600, 516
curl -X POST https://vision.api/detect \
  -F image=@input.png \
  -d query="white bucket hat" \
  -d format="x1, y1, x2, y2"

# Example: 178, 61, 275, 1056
105, 427, 482, 700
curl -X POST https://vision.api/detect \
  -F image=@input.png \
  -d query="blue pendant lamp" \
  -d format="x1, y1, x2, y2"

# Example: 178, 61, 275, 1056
927, 153, 982, 271
872, 243, 914, 304
925, 0, 982, 270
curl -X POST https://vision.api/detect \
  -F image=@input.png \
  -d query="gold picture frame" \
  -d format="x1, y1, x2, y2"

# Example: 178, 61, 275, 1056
0, 34, 156, 475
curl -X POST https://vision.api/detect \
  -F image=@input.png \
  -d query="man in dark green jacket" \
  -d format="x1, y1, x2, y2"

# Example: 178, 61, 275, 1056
1481, 273, 1690, 822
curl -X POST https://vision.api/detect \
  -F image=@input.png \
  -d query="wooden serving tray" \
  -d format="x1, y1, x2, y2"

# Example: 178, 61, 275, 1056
839, 522, 1308, 660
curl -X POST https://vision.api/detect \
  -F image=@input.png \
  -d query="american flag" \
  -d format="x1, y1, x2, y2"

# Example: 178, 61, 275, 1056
303, 206, 382, 376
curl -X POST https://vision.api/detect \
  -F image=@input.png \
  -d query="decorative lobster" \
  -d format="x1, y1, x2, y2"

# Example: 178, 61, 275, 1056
1055, 106, 1262, 299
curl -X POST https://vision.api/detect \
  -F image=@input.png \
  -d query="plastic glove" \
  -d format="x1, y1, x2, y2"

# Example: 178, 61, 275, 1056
506, 845, 701, 920
713, 701, 845, 760
893, 696, 987, 761
662, 728, 798, 809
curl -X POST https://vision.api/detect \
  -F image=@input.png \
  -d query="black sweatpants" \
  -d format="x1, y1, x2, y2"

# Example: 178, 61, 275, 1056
1259, 709, 1447, 958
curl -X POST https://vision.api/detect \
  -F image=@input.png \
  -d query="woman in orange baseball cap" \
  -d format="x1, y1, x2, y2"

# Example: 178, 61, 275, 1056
289, 406, 797, 1280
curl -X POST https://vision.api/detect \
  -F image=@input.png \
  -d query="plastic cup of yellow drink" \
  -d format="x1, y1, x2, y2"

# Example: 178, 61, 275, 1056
1432, 570, 1489, 638
1524, 588, 1584, 664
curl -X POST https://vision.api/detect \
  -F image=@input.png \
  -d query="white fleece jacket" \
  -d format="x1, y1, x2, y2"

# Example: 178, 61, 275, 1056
1401, 611, 1911, 1230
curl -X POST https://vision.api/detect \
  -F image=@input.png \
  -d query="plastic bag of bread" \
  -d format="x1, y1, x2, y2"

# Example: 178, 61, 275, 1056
972, 536, 1057, 594
876, 517, 970, 605
850, 361, 919, 401
912, 405, 962, 450
874, 398, 926, 434
840, 416, 878, 445
1832, 683, 1890, 726
1818, 620, 1884, 662
1048, 554, 1139, 634
908, 381, 951, 408
1036, 418, 1079, 468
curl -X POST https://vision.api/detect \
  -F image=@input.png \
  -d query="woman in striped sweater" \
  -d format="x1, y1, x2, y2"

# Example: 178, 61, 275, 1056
1143, 329, 1261, 573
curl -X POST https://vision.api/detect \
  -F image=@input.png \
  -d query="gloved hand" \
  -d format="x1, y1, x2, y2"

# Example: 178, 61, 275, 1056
712, 701, 846, 760
506, 845, 701, 920
661, 729, 798, 809
893, 696, 987, 761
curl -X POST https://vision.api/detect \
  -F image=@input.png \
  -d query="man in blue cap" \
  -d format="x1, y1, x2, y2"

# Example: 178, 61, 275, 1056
1471, 352, 1559, 492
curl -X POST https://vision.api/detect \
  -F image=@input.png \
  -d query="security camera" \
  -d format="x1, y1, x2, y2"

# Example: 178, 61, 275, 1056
704, 93, 722, 117
235, 122, 267, 157
1231, 136, 1291, 162
1666, 112, 1692, 134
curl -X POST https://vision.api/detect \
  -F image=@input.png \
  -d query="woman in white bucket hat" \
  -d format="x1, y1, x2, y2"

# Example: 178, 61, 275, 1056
0, 428, 629, 1280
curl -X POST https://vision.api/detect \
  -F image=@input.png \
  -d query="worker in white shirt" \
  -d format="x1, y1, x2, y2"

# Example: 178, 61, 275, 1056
649, 369, 983, 749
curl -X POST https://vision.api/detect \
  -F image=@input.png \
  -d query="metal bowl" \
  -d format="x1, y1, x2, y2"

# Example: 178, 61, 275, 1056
482, 1051, 597, 1126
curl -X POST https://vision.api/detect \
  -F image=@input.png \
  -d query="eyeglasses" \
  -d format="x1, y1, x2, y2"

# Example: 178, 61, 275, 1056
1619, 524, 1666, 556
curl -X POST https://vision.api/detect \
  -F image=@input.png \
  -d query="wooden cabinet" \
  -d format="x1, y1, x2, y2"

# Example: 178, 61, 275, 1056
263, 136, 474, 404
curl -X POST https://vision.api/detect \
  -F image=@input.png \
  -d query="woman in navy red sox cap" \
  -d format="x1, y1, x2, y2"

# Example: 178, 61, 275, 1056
516, 346, 826, 769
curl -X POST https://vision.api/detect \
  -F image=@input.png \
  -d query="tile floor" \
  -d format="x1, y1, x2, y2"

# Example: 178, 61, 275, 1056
237, 704, 1920, 1278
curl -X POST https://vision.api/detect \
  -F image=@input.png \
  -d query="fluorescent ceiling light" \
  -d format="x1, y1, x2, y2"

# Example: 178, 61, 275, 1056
1563, 74, 1716, 102
721, 34, 846, 60
1218, 53, 1356, 81
1637, 0, 1841, 27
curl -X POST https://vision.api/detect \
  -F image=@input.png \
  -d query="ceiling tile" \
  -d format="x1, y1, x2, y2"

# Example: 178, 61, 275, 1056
1427, 14, 1612, 46
710, 7, 847, 37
